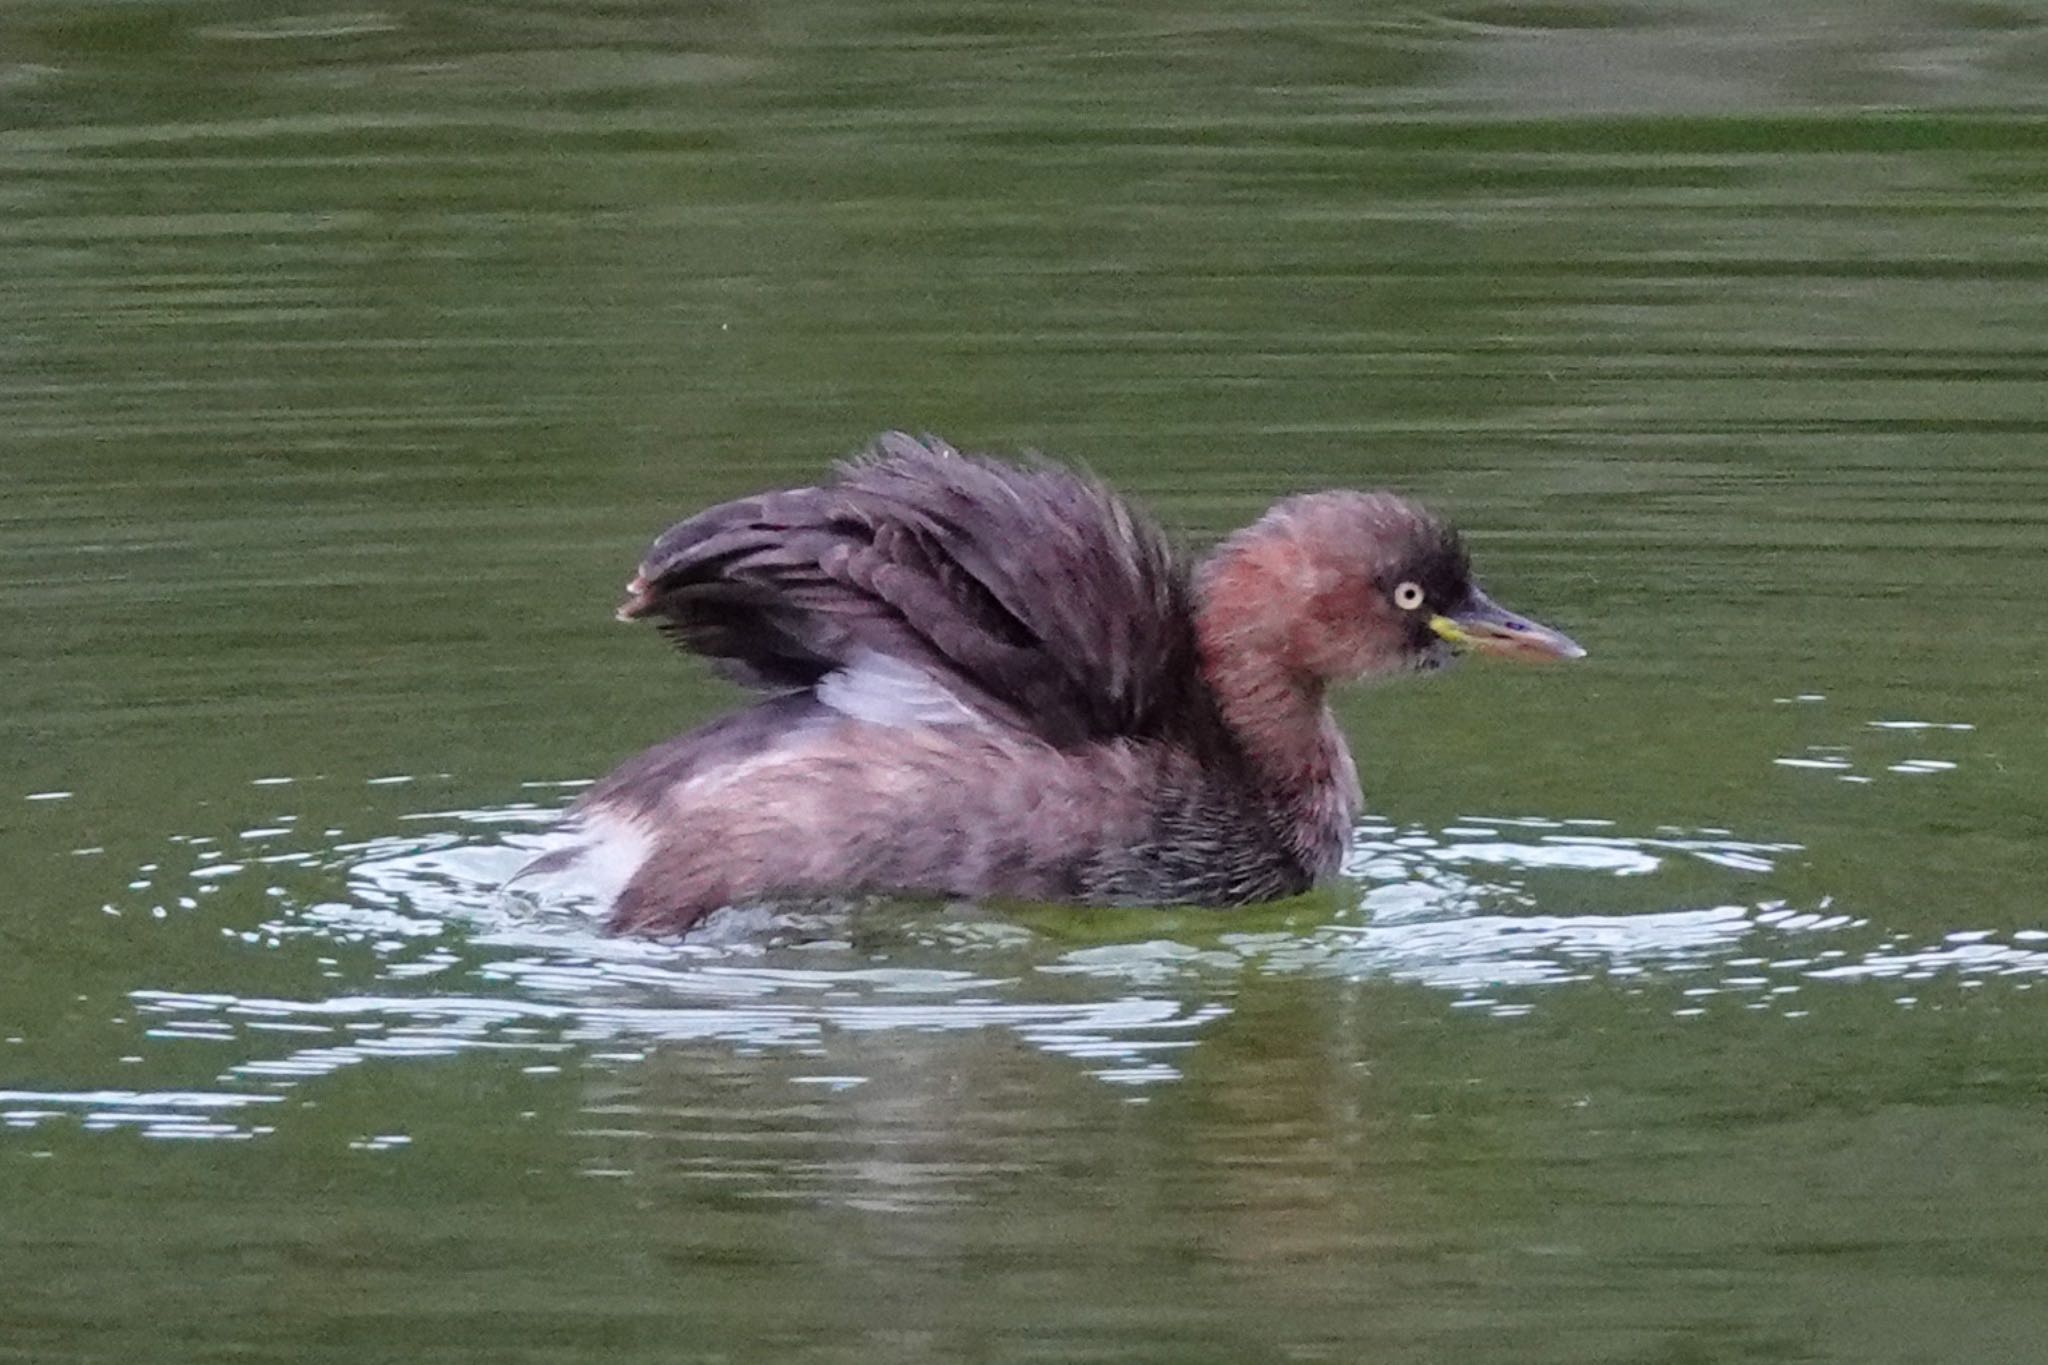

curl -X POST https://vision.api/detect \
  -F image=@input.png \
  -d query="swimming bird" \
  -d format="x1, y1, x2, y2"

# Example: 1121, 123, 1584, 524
533, 432, 1582, 936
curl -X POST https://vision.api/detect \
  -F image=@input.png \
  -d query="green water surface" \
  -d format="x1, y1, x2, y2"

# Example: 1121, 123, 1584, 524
4, 2, 2047, 1361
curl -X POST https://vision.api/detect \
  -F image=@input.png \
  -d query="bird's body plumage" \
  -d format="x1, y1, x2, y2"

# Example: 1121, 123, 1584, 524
529, 432, 1579, 936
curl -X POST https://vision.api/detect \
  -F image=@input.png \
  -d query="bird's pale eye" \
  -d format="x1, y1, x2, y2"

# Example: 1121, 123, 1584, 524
1392, 580, 1426, 611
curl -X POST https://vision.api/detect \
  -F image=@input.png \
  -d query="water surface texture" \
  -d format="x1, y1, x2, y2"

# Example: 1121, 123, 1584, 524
5, 2, 2047, 1361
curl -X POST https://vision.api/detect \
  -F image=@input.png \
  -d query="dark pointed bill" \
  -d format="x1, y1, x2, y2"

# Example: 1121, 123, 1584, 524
1429, 587, 1585, 662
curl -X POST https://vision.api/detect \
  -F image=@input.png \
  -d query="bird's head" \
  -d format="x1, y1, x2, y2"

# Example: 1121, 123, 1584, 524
1197, 491, 1583, 686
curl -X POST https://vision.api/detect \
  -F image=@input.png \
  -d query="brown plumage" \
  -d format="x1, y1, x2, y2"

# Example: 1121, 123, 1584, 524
527, 432, 1582, 936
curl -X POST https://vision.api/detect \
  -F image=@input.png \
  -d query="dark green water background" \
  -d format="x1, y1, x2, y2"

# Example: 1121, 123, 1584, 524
5, 2, 2047, 1360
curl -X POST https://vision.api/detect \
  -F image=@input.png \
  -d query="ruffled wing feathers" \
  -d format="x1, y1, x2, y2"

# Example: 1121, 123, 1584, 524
619, 433, 1203, 746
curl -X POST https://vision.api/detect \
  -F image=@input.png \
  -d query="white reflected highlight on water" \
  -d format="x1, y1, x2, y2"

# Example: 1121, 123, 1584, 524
126, 981, 1224, 1092
1772, 712, 1976, 785
0, 1087, 283, 1140
1803, 937, 2048, 982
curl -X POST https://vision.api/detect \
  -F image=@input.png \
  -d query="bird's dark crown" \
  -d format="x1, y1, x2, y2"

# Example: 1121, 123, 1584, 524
1375, 517, 1472, 612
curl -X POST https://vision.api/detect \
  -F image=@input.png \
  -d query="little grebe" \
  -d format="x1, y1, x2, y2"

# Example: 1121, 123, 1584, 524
531, 433, 1582, 935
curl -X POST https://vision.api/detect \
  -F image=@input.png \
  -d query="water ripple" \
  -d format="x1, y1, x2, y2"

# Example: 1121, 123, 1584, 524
5, 763, 2033, 1150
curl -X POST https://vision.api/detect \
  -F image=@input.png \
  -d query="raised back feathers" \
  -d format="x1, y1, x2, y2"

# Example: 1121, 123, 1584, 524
621, 433, 1206, 748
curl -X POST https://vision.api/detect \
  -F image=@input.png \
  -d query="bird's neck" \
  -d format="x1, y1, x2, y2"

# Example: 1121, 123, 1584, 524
1194, 543, 1362, 873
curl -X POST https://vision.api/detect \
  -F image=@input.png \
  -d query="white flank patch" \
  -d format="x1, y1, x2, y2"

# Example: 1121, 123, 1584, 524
506, 810, 652, 908
578, 811, 655, 900
815, 650, 987, 729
